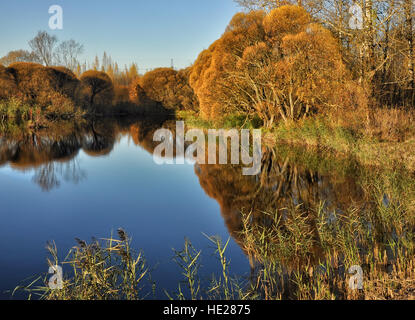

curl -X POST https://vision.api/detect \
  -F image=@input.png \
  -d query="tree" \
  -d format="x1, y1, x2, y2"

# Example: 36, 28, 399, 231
128, 63, 139, 82
78, 70, 115, 110
28, 31, 58, 66
1, 62, 79, 115
132, 67, 198, 110
0, 50, 40, 66
92, 56, 100, 71
234, 0, 415, 109
54, 39, 84, 71
0, 64, 17, 99
190, 10, 266, 119
190, 5, 360, 125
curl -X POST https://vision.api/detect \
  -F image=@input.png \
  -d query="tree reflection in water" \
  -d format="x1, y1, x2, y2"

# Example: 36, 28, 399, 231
2, 119, 414, 299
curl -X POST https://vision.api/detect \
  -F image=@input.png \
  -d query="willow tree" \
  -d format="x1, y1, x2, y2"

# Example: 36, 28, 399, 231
131, 67, 197, 110
78, 70, 115, 111
190, 5, 358, 126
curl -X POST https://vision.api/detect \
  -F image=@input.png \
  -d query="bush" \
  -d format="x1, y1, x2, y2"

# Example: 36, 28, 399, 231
129, 78, 153, 105
132, 67, 197, 111
0, 64, 17, 99
78, 70, 115, 113
4, 62, 79, 114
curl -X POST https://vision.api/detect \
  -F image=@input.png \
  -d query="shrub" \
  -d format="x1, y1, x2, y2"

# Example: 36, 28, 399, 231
5, 62, 79, 113
78, 70, 115, 113
0, 64, 17, 99
129, 78, 153, 105
132, 67, 197, 110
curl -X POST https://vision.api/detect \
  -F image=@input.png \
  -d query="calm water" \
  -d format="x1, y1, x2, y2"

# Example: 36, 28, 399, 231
0, 117, 384, 299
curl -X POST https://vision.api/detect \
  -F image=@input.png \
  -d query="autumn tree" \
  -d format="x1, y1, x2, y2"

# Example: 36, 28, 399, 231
0, 64, 17, 99
190, 6, 359, 125
190, 10, 266, 119
0, 50, 40, 66
235, 0, 415, 109
78, 70, 115, 111
0, 62, 80, 116
129, 78, 151, 105
132, 67, 197, 110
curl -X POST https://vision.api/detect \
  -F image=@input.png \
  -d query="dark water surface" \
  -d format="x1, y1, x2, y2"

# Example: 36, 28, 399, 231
0, 117, 406, 299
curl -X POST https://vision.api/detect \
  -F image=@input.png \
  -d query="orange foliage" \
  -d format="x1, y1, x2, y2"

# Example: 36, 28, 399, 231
113, 85, 130, 104
1, 62, 80, 113
0, 64, 17, 99
131, 67, 197, 110
129, 78, 152, 105
189, 5, 365, 124
78, 70, 115, 111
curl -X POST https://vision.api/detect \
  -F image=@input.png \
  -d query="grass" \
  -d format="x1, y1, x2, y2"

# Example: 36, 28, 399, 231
270, 111, 415, 172
14, 229, 149, 300
176, 110, 263, 129
14, 193, 415, 301
0, 97, 85, 134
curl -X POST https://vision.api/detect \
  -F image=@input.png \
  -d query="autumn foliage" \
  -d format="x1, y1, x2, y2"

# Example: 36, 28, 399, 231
78, 70, 115, 112
189, 5, 365, 126
0, 62, 80, 115
130, 67, 198, 111
0, 64, 17, 100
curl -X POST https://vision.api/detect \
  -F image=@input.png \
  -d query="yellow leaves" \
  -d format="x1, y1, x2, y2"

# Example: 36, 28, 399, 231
263, 5, 311, 41
189, 4, 363, 122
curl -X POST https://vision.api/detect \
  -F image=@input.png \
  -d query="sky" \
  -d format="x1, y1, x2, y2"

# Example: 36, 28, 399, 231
0, 0, 241, 71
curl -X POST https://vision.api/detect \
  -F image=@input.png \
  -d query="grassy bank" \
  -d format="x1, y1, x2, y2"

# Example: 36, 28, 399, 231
0, 98, 84, 133
176, 110, 262, 130
177, 108, 415, 172
270, 112, 415, 172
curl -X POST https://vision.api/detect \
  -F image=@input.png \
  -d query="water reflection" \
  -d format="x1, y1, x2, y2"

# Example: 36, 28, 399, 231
0, 117, 170, 191
1, 118, 414, 299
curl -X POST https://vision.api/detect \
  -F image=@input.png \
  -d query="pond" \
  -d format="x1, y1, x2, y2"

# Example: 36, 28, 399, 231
0, 117, 413, 299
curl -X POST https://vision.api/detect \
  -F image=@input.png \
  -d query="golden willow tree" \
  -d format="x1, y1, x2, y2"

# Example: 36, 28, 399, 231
235, 0, 415, 108
190, 5, 362, 127
129, 67, 198, 111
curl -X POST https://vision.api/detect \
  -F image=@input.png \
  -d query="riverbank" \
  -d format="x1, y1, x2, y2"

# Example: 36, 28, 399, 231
177, 110, 415, 173
269, 115, 415, 173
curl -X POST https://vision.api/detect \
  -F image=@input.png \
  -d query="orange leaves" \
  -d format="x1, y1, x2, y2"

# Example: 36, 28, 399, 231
79, 70, 115, 110
189, 5, 361, 124
132, 67, 196, 111
1, 62, 80, 112
129, 78, 147, 104
263, 5, 311, 42
0, 64, 17, 99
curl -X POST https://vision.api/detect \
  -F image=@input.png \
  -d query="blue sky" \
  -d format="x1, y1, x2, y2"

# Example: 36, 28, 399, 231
0, 0, 241, 70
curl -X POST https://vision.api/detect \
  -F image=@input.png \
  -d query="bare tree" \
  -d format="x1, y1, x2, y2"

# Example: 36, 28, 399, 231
54, 39, 84, 71
28, 31, 58, 66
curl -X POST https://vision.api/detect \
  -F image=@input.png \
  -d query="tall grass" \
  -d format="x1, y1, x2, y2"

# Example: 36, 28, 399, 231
13, 163, 415, 300
14, 229, 149, 300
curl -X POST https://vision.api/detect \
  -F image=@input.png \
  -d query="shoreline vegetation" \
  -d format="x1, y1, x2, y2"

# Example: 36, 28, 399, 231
14, 221, 415, 300
3, 2, 415, 300
9, 129, 415, 300
1, 5, 415, 174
